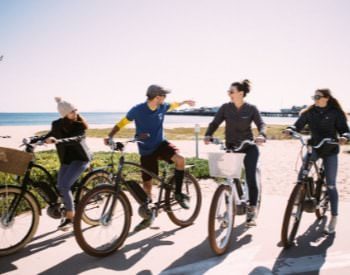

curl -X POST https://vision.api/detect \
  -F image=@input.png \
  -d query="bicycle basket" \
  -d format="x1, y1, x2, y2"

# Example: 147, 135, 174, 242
208, 152, 245, 178
0, 147, 33, 176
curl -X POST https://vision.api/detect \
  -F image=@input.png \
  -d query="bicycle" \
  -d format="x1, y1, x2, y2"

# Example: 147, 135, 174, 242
207, 138, 262, 255
73, 137, 202, 257
280, 129, 342, 248
0, 135, 112, 256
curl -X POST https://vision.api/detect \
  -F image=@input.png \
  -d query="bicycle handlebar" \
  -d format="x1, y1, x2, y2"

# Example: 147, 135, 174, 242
106, 138, 144, 152
208, 138, 258, 152
21, 135, 85, 147
283, 128, 343, 148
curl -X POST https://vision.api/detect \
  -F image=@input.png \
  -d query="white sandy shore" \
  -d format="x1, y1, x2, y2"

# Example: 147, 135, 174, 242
1, 125, 350, 200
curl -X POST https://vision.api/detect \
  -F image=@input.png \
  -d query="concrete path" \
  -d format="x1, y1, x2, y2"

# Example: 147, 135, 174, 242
1, 181, 350, 275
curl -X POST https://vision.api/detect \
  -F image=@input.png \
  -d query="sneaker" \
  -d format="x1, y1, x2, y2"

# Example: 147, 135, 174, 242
134, 210, 155, 232
325, 216, 337, 234
175, 193, 190, 209
58, 218, 72, 231
246, 206, 257, 227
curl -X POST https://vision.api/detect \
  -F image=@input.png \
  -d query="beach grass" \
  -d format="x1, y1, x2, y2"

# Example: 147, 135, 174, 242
36, 124, 289, 140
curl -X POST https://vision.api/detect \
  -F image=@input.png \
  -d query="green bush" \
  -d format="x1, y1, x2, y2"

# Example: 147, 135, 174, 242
0, 150, 210, 210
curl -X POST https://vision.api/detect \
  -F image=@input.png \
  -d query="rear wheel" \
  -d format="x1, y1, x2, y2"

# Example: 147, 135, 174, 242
208, 184, 235, 255
165, 172, 201, 227
281, 184, 305, 248
0, 186, 40, 256
77, 171, 113, 226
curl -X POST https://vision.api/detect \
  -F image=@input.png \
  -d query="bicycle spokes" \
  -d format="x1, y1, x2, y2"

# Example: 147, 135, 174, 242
74, 187, 130, 256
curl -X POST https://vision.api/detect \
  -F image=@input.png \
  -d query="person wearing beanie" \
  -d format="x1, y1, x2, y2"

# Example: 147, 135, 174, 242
104, 84, 195, 232
44, 97, 92, 230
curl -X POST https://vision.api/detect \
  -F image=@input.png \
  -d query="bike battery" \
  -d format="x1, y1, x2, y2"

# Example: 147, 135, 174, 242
33, 181, 58, 203
126, 180, 148, 204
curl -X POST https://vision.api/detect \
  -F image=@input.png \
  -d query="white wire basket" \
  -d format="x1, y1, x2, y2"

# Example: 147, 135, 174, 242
208, 152, 245, 178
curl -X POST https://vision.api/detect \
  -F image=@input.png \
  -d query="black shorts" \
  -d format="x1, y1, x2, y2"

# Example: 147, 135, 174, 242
140, 141, 178, 181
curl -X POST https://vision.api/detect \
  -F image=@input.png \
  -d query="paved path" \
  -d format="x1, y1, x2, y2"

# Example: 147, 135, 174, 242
1, 181, 350, 275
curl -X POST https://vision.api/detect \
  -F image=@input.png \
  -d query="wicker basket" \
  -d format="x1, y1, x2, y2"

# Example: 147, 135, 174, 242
208, 152, 245, 178
0, 147, 33, 176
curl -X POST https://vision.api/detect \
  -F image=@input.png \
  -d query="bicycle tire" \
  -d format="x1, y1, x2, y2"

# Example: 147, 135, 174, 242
76, 170, 113, 225
208, 184, 235, 255
165, 172, 202, 227
74, 185, 131, 257
281, 184, 305, 248
0, 186, 40, 256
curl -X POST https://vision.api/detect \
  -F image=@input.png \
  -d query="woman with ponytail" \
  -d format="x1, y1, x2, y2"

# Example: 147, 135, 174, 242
204, 80, 266, 226
287, 89, 350, 234
44, 97, 92, 230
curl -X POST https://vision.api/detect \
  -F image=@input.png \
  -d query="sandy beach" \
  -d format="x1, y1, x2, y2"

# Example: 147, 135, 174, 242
1, 125, 350, 201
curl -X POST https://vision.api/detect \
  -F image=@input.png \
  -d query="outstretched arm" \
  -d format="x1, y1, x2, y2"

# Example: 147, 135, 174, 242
167, 100, 196, 112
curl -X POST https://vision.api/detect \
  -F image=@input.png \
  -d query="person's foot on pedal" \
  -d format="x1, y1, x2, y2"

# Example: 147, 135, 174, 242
58, 218, 73, 231
134, 210, 155, 232
175, 193, 190, 209
246, 206, 257, 227
325, 215, 337, 234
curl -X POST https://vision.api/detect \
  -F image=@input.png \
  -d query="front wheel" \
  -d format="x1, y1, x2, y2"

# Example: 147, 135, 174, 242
165, 172, 202, 227
281, 184, 305, 248
73, 185, 131, 257
208, 184, 235, 255
0, 186, 40, 256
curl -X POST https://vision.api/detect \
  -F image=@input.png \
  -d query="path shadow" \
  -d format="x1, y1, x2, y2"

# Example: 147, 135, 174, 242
161, 221, 252, 274
249, 217, 335, 275
37, 227, 184, 275
0, 229, 73, 273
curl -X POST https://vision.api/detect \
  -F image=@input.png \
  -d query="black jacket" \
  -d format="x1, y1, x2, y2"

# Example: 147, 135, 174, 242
294, 105, 350, 156
47, 118, 92, 164
205, 102, 266, 148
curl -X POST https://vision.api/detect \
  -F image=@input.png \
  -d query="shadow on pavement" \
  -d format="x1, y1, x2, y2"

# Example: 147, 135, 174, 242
249, 216, 335, 275
161, 221, 252, 274
0, 229, 73, 274
37, 227, 183, 275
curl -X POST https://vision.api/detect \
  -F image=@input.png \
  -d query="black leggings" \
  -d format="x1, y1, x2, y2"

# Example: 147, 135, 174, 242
241, 145, 259, 206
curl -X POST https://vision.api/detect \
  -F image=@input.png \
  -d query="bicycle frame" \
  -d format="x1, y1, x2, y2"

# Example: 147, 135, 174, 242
105, 150, 174, 220
297, 141, 326, 199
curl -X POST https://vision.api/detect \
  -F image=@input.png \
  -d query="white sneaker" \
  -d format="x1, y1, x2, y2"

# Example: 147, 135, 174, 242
326, 216, 337, 234
246, 206, 257, 227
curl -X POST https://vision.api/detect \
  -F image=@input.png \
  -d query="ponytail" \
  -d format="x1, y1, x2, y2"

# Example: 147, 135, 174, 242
231, 79, 251, 97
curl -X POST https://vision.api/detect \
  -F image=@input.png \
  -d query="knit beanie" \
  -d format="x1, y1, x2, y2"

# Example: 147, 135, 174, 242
55, 97, 77, 117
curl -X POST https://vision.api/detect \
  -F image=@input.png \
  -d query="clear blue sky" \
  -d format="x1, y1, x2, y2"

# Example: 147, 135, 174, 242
1, 0, 349, 112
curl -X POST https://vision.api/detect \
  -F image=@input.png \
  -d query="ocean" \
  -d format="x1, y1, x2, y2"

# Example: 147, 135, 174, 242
0, 112, 298, 126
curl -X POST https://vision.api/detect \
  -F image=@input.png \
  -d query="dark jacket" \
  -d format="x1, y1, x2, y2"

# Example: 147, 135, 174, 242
205, 102, 266, 148
294, 105, 350, 156
47, 118, 92, 164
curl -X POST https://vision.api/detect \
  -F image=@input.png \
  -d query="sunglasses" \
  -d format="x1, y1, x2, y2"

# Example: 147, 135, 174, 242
312, 95, 325, 100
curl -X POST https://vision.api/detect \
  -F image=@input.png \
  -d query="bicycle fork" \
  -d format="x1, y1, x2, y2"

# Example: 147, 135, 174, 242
216, 179, 235, 228
2, 187, 27, 226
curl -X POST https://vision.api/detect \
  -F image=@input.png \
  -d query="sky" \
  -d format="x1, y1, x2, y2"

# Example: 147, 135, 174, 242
1, 0, 350, 112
